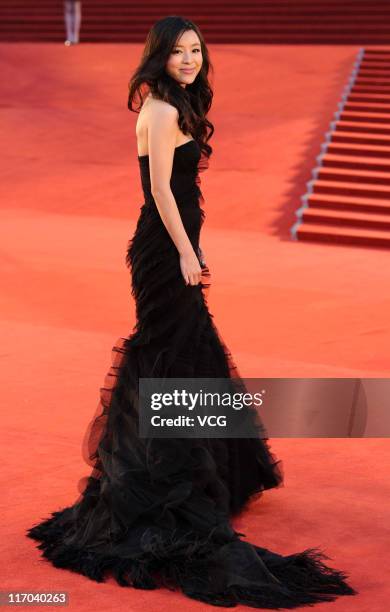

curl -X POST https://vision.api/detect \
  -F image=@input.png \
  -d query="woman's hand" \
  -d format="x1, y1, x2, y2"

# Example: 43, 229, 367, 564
180, 249, 202, 286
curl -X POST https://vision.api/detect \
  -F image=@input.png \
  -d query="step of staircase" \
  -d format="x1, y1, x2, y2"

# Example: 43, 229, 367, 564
348, 94, 390, 104
338, 111, 390, 125
354, 79, 390, 87
343, 101, 390, 113
315, 166, 390, 186
312, 178, 390, 200
294, 223, 390, 248
320, 153, 390, 172
300, 207, 390, 230
357, 71, 390, 78
334, 121, 390, 135
331, 129, 390, 144
325, 141, 390, 158
306, 192, 390, 215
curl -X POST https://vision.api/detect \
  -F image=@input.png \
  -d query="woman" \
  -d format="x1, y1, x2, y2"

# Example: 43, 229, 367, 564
27, 16, 358, 608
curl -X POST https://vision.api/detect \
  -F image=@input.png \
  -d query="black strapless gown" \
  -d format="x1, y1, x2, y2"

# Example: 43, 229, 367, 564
26, 139, 357, 608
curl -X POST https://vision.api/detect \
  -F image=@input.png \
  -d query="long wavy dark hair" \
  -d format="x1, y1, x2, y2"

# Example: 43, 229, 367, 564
128, 16, 214, 162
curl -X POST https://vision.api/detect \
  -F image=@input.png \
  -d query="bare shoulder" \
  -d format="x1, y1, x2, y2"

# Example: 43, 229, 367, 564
136, 96, 179, 155
147, 97, 178, 122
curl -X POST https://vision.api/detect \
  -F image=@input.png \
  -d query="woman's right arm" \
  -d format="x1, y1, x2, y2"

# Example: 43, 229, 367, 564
147, 101, 202, 286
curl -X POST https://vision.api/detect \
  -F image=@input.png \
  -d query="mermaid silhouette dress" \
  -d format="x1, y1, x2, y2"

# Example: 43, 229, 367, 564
26, 139, 357, 608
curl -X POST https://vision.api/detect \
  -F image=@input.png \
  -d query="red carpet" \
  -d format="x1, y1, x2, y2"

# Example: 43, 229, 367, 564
1, 43, 389, 610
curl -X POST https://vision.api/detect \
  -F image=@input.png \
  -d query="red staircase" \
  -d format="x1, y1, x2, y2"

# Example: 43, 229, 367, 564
291, 47, 390, 249
2, 0, 390, 43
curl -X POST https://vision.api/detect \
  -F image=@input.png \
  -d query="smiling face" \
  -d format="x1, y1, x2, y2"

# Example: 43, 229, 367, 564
165, 29, 203, 87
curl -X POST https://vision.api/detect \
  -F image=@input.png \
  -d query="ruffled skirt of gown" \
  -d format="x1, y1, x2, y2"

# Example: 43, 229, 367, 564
26, 154, 357, 608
